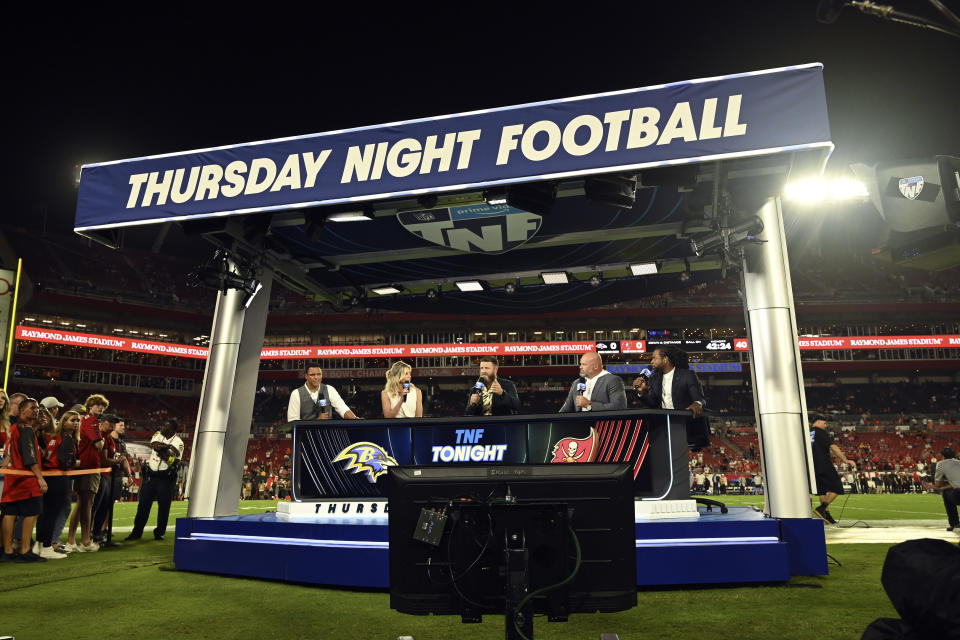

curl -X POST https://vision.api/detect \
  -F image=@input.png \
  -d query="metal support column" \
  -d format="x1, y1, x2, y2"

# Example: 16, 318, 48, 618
186, 261, 273, 518
740, 196, 816, 519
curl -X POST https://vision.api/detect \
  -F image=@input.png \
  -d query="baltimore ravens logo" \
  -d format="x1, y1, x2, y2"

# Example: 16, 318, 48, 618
333, 442, 398, 483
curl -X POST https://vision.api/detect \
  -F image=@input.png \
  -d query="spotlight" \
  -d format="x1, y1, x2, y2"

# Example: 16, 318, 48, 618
589, 274, 603, 287
372, 285, 403, 295
504, 281, 518, 295
689, 217, 764, 257
425, 287, 441, 302
304, 211, 325, 242
584, 173, 638, 209
483, 187, 508, 206
417, 194, 439, 210
541, 272, 569, 284
455, 281, 484, 292
507, 182, 557, 216
783, 178, 869, 203
629, 262, 659, 276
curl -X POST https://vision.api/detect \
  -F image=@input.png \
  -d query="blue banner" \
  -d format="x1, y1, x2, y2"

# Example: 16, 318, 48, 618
75, 64, 830, 231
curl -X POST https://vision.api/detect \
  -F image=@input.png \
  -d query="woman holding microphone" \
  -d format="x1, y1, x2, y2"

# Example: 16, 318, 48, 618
381, 361, 422, 418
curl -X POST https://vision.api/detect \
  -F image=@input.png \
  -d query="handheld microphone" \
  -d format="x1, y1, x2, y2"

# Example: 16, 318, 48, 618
318, 393, 328, 409
474, 377, 485, 392
576, 377, 587, 411
402, 382, 411, 393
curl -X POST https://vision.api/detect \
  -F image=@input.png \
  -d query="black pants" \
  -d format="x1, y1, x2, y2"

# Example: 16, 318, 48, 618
36, 477, 70, 546
943, 487, 960, 528
131, 471, 175, 538
92, 472, 114, 536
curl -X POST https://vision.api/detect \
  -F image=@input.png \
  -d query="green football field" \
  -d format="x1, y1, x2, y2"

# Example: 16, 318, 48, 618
1, 495, 954, 640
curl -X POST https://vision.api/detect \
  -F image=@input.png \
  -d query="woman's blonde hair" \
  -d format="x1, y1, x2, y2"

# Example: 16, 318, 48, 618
0, 388, 10, 433
384, 361, 415, 396
58, 410, 82, 439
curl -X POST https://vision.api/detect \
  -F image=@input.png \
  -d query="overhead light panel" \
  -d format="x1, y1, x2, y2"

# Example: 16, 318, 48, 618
455, 281, 484, 292
629, 262, 659, 276
483, 187, 508, 205
372, 285, 402, 295
541, 272, 569, 284
326, 203, 375, 222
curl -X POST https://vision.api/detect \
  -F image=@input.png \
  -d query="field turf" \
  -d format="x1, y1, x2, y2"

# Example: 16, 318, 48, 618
2, 494, 952, 640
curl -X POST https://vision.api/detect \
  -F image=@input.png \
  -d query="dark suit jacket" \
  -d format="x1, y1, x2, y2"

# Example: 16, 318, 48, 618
465, 377, 520, 416
638, 367, 706, 411
559, 372, 627, 413
639, 367, 710, 448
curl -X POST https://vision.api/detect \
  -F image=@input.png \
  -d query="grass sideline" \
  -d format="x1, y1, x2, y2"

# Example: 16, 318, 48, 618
2, 495, 946, 640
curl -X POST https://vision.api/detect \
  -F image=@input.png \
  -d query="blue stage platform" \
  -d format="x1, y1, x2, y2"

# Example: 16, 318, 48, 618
173, 505, 827, 587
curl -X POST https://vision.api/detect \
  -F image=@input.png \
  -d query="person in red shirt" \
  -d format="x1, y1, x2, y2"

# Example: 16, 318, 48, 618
65, 394, 109, 552
1, 398, 48, 562
35, 410, 81, 558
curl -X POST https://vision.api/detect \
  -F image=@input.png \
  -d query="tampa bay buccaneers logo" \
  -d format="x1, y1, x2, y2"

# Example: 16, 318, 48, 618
333, 442, 398, 483
550, 428, 599, 463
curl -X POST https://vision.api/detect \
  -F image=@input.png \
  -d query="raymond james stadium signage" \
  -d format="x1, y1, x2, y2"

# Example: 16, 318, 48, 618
75, 64, 831, 232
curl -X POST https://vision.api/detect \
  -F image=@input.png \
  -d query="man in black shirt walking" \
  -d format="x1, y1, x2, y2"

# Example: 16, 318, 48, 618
809, 414, 855, 524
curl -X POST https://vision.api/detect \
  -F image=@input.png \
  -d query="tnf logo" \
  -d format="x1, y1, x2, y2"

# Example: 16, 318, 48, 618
898, 176, 924, 200
398, 204, 541, 254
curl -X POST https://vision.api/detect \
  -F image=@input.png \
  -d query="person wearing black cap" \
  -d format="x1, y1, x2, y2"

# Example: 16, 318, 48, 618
930, 447, 960, 532
809, 414, 855, 525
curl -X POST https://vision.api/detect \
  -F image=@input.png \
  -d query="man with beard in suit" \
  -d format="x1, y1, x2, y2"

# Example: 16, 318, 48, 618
634, 346, 705, 417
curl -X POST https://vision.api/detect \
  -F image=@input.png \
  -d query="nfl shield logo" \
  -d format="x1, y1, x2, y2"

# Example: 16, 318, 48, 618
898, 176, 924, 200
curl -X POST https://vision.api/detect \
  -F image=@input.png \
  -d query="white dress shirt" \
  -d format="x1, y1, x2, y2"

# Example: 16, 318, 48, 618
148, 431, 184, 472
581, 369, 610, 412
661, 368, 676, 409
286, 384, 352, 422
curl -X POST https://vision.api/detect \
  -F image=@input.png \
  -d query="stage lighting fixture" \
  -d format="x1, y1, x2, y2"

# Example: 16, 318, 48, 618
584, 173, 638, 209
507, 181, 557, 216
455, 281, 484, 292
541, 272, 569, 284
483, 187, 508, 205
629, 262, 659, 276
326, 204, 375, 222
303, 211, 325, 242
425, 287, 441, 302
589, 274, 603, 287
689, 217, 764, 257
504, 281, 518, 295
417, 194, 439, 210
372, 285, 403, 295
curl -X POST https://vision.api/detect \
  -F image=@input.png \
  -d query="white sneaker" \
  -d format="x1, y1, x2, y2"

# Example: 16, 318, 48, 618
62, 543, 80, 553
39, 545, 67, 560
32, 541, 42, 555
78, 541, 99, 552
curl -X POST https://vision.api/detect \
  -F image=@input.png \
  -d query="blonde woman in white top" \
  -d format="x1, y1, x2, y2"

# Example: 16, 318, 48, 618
381, 361, 422, 418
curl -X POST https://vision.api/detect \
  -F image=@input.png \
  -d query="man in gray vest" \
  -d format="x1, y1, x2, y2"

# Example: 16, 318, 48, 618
286, 364, 358, 422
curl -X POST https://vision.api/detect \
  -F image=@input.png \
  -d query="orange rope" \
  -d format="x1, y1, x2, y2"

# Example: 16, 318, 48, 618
0, 467, 112, 476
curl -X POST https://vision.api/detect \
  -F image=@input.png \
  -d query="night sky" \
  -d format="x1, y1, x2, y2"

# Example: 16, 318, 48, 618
8, 1, 959, 242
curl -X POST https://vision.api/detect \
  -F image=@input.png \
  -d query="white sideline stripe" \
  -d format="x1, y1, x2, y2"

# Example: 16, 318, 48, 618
188, 532, 387, 549
637, 536, 779, 547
